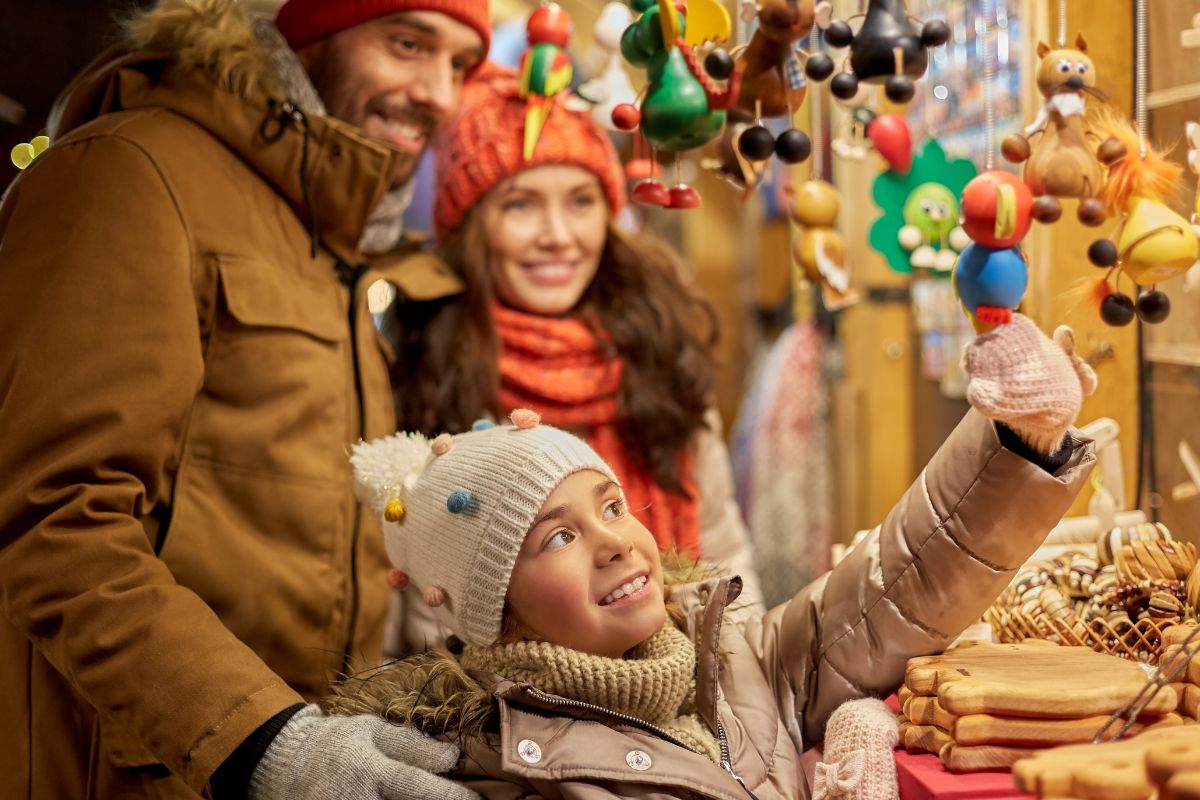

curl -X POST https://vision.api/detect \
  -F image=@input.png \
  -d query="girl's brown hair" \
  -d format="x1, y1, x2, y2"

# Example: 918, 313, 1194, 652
386, 213, 718, 494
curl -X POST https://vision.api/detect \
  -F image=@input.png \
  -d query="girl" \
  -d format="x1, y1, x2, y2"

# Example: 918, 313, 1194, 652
329, 317, 1095, 799
383, 63, 763, 630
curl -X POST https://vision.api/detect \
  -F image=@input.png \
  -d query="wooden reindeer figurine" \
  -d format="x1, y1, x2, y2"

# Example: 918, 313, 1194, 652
1002, 35, 1123, 226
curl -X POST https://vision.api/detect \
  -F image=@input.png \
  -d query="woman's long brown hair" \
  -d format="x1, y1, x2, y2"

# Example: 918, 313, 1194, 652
385, 213, 718, 494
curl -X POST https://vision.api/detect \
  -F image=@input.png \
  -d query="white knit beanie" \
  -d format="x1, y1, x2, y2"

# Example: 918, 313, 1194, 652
812, 698, 900, 800
351, 410, 617, 647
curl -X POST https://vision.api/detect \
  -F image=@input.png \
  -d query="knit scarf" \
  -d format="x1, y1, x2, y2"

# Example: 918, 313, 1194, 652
460, 623, 719, 762
492, 303, 700, 556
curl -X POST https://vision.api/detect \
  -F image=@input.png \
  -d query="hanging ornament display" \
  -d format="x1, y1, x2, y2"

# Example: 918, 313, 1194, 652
703, 0, 830, 168
786, 54, 856, 313
1084, 114, 1197, 326
949, 0, 1033, 330
870, 139, 975, 274
518, 3, 575, 160
821, 0, 950, 105
788, 180, 857, 310
577, 2, 639, 133
1081, 0, 1197, 327
614, 0, 733, 208
1000, 35, 1123, 226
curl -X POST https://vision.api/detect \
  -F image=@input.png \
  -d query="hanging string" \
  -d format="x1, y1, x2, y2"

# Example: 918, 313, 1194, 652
810, 27, 824, 181
1134, 0, 1148, 157
982, 0, 996, 170
1057, 0, 1067, 48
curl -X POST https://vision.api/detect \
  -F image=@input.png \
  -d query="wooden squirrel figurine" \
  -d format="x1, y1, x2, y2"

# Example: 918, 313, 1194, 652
1002, 35, 1124, 226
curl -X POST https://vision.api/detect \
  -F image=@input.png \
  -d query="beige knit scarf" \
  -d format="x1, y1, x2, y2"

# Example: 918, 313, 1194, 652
460, 623, 720, 762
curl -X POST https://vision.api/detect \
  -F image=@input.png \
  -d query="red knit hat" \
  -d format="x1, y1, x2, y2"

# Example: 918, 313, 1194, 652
276, 0, 491, 52
434, 63, 627, 241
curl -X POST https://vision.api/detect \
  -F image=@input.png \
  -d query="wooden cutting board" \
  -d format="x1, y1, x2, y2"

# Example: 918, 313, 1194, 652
905, 644, 1177, 718
1012, 725, 1200, 799
953, 712, 1182, 746
1165, 772, 1200, 800
903, 695, 956, 729
940, 742, 1037, 772
899, 721, 952, 755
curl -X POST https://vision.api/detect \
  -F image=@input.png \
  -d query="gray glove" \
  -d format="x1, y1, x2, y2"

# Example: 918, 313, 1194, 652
249, 704, 479, 800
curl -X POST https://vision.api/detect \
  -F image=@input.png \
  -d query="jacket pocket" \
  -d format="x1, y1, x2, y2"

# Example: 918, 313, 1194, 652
216, 253, 345, 342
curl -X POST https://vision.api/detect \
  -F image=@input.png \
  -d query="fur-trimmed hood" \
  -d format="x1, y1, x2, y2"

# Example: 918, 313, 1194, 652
46, 0, 406, 262
51, 0, 285, 138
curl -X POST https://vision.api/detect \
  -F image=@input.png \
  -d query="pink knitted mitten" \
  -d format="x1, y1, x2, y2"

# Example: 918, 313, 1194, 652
962, 313, 1098, 455
812, 698, 899, 800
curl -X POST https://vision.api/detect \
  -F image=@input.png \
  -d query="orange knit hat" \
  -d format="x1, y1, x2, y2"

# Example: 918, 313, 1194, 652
433, 63, 627, 242
276, 0, 491, 52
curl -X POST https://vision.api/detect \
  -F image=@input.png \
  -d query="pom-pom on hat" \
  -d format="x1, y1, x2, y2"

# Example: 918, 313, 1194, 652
351, 411, 617, 646
433, 63, 627, 242
275, 0, 492, 53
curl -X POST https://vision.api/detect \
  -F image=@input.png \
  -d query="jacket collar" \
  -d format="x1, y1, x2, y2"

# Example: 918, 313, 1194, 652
475, 576, 743, 730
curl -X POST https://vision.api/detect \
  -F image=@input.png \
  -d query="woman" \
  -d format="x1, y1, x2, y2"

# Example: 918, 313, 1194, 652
384, 64, 763, 652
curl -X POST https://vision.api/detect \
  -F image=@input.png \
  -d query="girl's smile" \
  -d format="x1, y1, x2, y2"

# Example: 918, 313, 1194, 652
506, 471, 667, 658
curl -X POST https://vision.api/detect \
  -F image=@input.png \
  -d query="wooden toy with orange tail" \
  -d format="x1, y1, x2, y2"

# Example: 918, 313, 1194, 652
1001, 36, 1124, 227
1083, 112, 1199, 326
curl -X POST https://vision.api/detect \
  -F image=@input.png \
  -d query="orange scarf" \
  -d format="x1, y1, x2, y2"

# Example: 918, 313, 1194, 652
493, 304, 700, 556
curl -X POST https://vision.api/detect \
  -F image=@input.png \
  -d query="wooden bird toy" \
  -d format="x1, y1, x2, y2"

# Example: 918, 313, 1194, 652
787, 179, 858, 309
615, 0, 733, 208
898, 182, 968, 272
952, 171, 1035, 328
1084, 114, 1198, 326
1001, 36, 1123, 226
822, 0, 950, 105
519, 3, 574, 160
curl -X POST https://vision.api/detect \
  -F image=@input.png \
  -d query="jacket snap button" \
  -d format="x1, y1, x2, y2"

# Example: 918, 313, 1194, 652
517, 739, 542, 764
626, 750, 652, 771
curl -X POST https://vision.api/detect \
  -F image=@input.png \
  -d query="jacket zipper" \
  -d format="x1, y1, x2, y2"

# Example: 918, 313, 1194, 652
337, 259, 369, 674
716, 716, 760, 800
523, 687, 759, 799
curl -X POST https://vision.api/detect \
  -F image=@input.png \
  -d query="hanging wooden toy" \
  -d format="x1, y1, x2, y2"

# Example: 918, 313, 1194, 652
577, 2, 639, 133
1000, 36, 1124, 226
953, 171, 1035, 328
519, 3, 574, 160
701, 0, 832, 167
1083, 114, 1197, 326
821, 0, 950, 105
788, 180, 857, 310
613, 0, 733, 208
869, 139, 975, 275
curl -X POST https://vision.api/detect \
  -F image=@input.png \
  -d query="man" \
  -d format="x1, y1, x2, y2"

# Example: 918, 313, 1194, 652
0, 1, 487, 797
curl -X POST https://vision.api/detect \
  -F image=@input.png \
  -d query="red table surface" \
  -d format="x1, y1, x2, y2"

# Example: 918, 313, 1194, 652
885, 694, 1035, 800
894, 750, 1033, 800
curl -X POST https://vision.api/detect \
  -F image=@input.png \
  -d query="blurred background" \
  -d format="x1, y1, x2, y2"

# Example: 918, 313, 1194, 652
3, 0, 1199, 605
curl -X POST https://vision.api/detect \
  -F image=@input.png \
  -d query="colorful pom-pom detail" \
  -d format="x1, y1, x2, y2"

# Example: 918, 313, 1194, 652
447, 489, 475, 514
431, 433, 453, 455
384, 498, 406, 522
472, 419, 495, 431
510, 409, 541, 429
387, 568, 410, 590
423, 585, 447, 607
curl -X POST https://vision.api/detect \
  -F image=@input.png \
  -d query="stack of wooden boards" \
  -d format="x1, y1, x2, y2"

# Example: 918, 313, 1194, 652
899, 643, 1183, 772
1165, 623, 1200, 722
